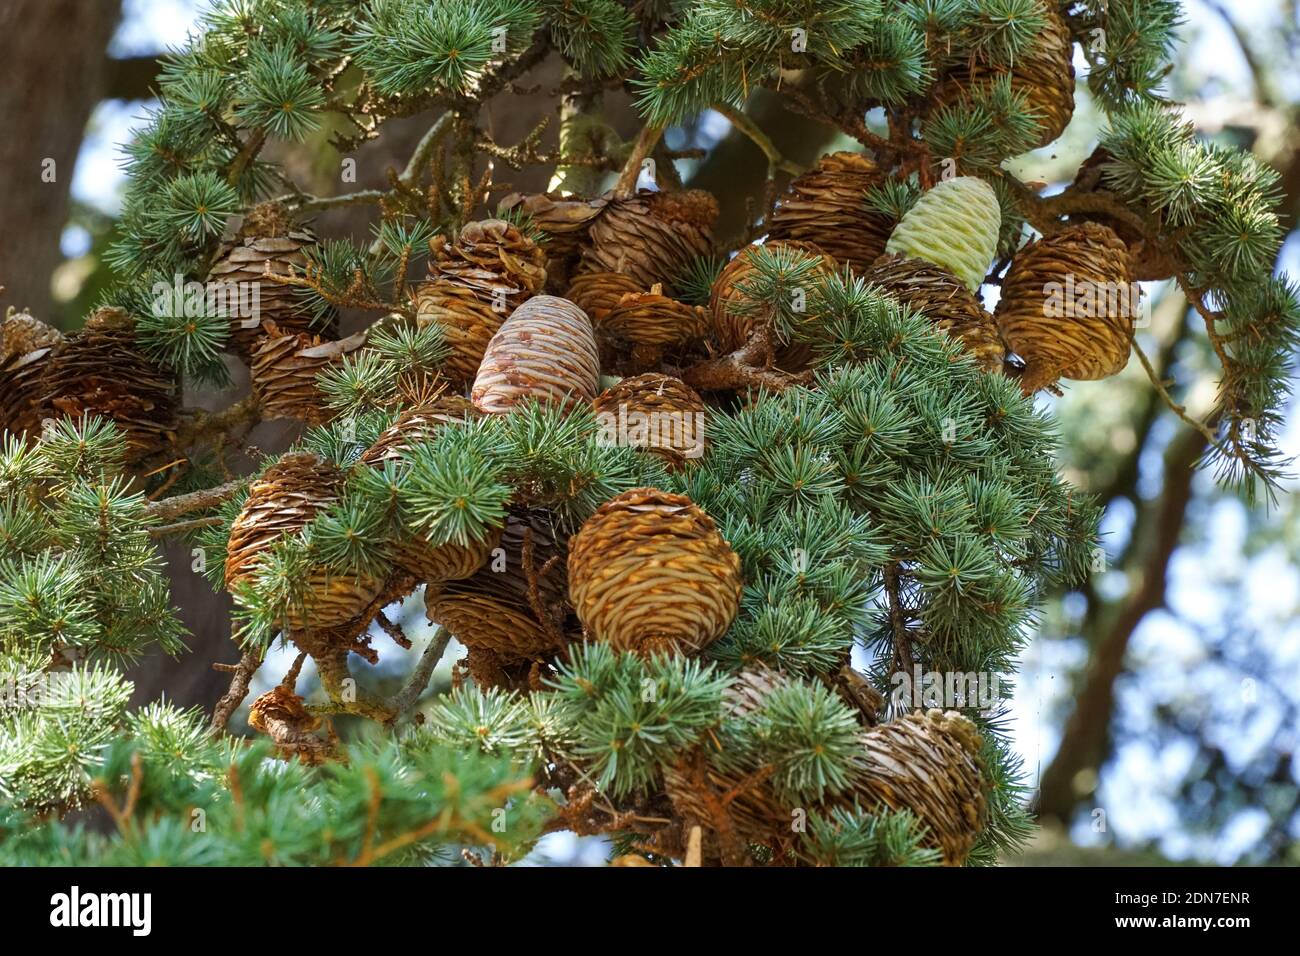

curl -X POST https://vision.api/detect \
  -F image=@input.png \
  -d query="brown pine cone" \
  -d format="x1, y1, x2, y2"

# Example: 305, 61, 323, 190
663, 666, 813, 862
567, 487, 742, 656
1066, 147, 1184, 282
415, 219, 548, 386
566, 271, 644, 325
710, 240, 836, 369
360, 395, 480, 467
931, 5, 1075, 148
577, 189, 717, 291
471, 295, 600, 414
0, 308, 64, 437
428, 512, 573, 660
853, 709, 987, 866
37, 307, 176, 455
602, 283, 710, 350
498, 192, 609, 289
994, 222, 1136, 394
592, 373, 708, 469
356, 397, 502, 585
766, 152, 895, 273
866, 253, 1006, 372
225, 451, 382, 630
208, 201, 334, 358
250, 325, 367, 423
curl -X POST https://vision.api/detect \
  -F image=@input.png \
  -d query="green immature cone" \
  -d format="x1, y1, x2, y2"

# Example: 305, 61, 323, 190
884, 176, 1002, 293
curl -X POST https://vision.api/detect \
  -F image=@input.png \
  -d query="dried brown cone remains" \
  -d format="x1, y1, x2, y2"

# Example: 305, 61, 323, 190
592, 373, 708, 469
251, 325, 367, 423
498, 193, 608, 260
866, 253, 1005, 372
766, 152, 895, 274
416, 219, 548, 385
932, 6, 1075, 148
710, 240, 835, 368
37, 307, 176, 456
0, 308, 64, 436
456, 645, 546, 694
471, 295, 600, 414
577, 189, 717, 291
853, 708, 987, 866
248, 684, 339, 765
209, 201, 334, 358
428, 513, 572, 661
226, 452, 382, 630
994, 221, 1135, 394
568, 487, 742, 656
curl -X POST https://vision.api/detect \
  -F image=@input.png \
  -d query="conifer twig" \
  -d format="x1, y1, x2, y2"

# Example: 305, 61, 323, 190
210, 648, 265, 735
682, 325, 813, 393
145, 477, 248, 524
389, 626, 453, 720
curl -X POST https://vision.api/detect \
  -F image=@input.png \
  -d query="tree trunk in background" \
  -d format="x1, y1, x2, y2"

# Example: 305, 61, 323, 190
1035, 426, 1209, 823
0, 0, 121, 324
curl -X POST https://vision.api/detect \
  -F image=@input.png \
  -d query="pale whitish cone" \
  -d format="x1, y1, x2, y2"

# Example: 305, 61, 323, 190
853, 709, 987, 866
471, 295, 599, 414
885, 177, 1001, 294
567, 487, 742, 656
994, 221, 1135, 392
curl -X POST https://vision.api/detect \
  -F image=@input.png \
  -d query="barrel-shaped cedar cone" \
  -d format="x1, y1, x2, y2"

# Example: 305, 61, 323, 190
471, 295, 600, 414
415, 219, 548, 386
592, 373, 708, 469
567, 487, 742, 656
994, 221, 1135, 394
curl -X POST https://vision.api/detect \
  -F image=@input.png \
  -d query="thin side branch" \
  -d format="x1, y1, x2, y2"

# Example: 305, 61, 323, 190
389, 626, 453, 720
210, 648, 264, 735
145, 477, 247, 524
714, 103, 803, 177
